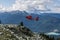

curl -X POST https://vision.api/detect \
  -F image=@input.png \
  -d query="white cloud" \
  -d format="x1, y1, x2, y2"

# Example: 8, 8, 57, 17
51, 7, 60, 13
53, 29, 59, 32
45, 32, 60, 35
45, 29, 60, 35
0, 4, 6, 11
6, 0, 49, 12
0, 0, 60, 13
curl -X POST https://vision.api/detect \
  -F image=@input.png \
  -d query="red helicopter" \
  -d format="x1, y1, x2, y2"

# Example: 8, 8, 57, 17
26, 15, 32, 20
26, 15, 39, 21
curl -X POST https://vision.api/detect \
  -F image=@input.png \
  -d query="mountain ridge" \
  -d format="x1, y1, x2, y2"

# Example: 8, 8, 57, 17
0, 10, 60, 32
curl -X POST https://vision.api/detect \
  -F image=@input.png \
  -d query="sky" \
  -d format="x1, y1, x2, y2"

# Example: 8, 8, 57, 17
0, 0, 15, 8
0, 0, 60, 13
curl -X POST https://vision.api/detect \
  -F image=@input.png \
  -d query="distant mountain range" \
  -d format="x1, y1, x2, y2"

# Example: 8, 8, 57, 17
0, 10, 60, 32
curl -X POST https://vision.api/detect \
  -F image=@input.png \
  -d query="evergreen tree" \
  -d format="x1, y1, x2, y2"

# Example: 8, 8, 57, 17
20, 22, 23, 26
0, 20, 1, 24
